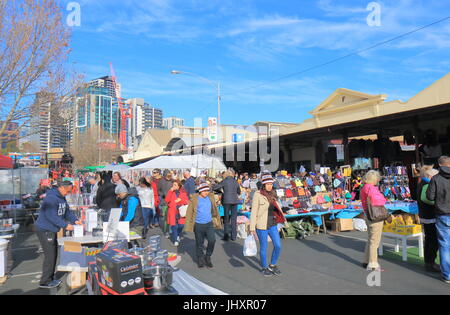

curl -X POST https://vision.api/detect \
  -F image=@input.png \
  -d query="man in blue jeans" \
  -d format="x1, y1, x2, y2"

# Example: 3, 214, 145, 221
184, 183, 223, 269
427, 156, 450, 283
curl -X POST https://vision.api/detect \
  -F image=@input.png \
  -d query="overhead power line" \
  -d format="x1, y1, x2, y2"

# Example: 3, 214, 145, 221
222, 15, 450, 97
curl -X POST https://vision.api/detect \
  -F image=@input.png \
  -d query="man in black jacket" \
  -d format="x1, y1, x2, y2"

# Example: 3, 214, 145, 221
418, 168, 440, 272
213, 169, 241, 241
427, 156, 450, 283
96, 173, 119, 222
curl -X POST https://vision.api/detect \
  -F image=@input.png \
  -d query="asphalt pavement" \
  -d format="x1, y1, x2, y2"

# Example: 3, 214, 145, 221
0, 224, 449, 295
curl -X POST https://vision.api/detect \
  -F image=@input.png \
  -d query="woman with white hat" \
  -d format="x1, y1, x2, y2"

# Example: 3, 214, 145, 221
250, 174, 287, 277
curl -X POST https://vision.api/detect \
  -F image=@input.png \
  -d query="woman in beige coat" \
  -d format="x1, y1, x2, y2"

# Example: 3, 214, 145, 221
250, 174, 287, 277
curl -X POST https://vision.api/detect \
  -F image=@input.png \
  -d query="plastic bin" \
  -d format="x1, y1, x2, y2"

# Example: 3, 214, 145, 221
0, 239, 9, 277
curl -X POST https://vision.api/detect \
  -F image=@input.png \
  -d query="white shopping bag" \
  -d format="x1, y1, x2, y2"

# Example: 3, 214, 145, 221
237, 223, 248, 239
243, 235, 258, 257
353, 218, 368, 232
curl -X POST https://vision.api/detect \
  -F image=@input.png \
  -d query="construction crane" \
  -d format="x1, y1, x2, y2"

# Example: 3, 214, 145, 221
109, 62, 132, 151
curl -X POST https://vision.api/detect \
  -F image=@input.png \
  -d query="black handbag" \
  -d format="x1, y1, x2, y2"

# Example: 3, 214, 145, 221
366, 187, 390, 223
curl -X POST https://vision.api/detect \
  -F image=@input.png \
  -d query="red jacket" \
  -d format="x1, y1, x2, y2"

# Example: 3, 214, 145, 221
151, 182, 160, 208
165, 188, 189, 226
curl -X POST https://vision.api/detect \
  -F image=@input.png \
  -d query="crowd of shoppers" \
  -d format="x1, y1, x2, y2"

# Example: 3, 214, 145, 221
34, 154, 450, 289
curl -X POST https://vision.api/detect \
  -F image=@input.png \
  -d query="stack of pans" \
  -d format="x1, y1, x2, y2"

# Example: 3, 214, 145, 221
0, 219, 14, 237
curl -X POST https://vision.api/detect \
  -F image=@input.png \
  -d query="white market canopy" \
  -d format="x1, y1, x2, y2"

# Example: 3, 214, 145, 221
131, 154, 227, 171
102, 164, 131, 173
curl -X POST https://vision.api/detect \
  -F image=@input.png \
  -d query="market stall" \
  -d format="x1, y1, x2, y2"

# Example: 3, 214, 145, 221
234, 165, 421, 240
102, 164, 131, 174
131, 154, 227, 171
127, 154, 228, 183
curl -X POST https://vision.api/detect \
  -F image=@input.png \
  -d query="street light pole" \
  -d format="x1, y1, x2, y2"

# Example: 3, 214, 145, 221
217, 82, 221, 126
171, 70, 221, 126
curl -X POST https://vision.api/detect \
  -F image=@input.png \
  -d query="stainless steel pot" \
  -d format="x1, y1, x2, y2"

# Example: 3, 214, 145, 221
129, 247, 148, 267
145, 265, 174, 291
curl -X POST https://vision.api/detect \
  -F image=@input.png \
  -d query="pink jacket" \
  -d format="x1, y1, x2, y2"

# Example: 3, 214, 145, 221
360, 184, 386, 211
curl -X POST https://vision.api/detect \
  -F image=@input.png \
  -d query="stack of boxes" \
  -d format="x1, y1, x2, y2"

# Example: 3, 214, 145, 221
86, 209, 98, 233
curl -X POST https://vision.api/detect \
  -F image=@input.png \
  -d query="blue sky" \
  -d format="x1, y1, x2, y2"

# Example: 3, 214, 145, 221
63, 0, 450, 127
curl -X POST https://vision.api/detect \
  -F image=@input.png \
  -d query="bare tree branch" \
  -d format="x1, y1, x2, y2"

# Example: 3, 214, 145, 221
0, 0, 76, 143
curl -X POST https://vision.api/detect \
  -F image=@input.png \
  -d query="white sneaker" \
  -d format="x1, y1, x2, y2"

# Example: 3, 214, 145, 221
174, 242, 179, 247
177, 236, 180, 242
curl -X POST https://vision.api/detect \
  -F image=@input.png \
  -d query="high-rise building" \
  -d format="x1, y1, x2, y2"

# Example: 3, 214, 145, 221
127, 98, 144, 149
126, 98, 164, 149
89, 76, 121, 98
143, 104, 163, 130
163, 117, 185, 130
28, 94, 72, 153
75, 86, 120, 135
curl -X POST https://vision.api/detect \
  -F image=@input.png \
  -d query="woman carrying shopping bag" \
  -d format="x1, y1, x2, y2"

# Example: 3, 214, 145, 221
250, 174, 287, 277
360, 170, 390, 272
165, 180, 189, 247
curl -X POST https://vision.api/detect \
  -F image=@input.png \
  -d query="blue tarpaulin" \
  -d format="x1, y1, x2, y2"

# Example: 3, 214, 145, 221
235, 201, 418, 228
385, 202, 418, 214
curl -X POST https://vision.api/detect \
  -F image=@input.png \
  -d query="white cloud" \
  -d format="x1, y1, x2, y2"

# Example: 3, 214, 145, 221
73, 0, 450, 59
219, 0, 450, 63
317, 0, 368, 17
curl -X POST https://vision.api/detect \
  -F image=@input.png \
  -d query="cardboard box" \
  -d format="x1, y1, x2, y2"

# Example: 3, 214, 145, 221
383, 224, 395, 233
59, 241, 102, 268
96, 249, 144, 295
333, 219, 354, 232
386, 225, 422, 236
68, 271, 86, 289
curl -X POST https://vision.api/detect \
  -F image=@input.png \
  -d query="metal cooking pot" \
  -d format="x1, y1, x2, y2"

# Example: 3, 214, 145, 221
145, 265, 174, 291
129, 247, 148, 268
